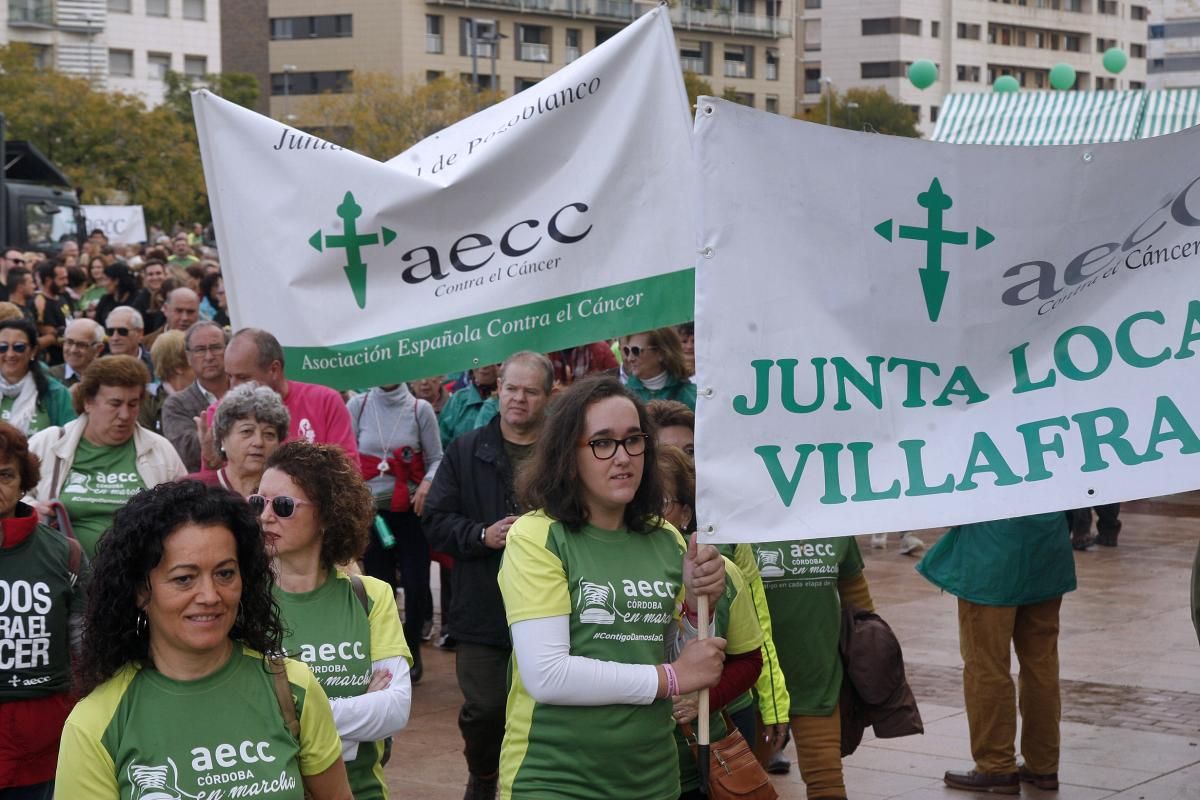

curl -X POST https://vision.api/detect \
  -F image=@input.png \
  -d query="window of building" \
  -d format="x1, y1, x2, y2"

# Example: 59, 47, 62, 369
931, 105, 939, 123
460, 18, 498, 57
957, 23, 981, 40
804, 0, 820, 8
861, 18, 921, 36
270, 70, 353, 95
183, 0, 205, 20
1096, 37, 1116, 52
765, 95, 779, 114
1097, 0, 1118, 14
107, 0, 131, 12
1130, 80, 1144, 89
566, 29, 581, 63
804, 65, 822, 94
516, 77, 540, 93
861, 61, 905, 79
1131, 4, 1148, 20
908, 105, 920, 122
724, 45, 753, 79
931, 21, 940, 38
1131, 43, 1145, 58
516, 24, 551, 62
270, 15, 353, 40
595, 27, 620, 46
956, 64, 982, 82
426, 70, 443, 83
1064, 34, 1081, 52
146, 0, 168, 17
184, 55, 206, 77
766, 48, 779, 80
108, 48, 133, 77
680, 39, 710, 75
1095, 76, 1115, 89
147, 52, 171, 80
804, 19, 821, 51
426, 16, 443, 54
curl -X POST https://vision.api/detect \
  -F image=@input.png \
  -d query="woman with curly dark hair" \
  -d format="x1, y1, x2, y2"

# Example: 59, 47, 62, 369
0, 318, 75, 435
55, 480, 352, 799
257, 442, 412, 800
496, 376, 729, 799
0, 421, 88, 799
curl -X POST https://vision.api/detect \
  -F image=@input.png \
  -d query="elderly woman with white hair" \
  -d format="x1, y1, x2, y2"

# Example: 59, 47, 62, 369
189, 382, 290, 497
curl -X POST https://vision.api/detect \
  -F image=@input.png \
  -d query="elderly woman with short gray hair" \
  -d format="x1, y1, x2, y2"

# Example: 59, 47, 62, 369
189, 382, 290, 497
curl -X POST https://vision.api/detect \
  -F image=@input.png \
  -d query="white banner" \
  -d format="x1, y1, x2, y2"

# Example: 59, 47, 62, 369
193, 8, 693, 389
82, 205, 146, 245
694, 98, 1200, 543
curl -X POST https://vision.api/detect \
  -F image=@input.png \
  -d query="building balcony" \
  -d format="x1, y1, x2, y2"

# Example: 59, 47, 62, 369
519, 41, 551, 61
723, 60, 749, 78
426, 0, 791, 38
680, 55, 707, 74
565, 45, 581, 62
426, 33, 444, 53
9, 0, 52, 26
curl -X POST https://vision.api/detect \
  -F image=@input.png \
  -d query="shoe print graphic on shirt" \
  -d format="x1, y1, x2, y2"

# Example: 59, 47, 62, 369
62, 471, 90, 494
576, 579, 618, 625
756, 548, 786, 578
128, 757, 198, 800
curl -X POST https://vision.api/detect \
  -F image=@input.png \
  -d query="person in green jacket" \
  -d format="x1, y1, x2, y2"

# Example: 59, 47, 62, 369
916, 513, 1076, 796
0, 319, 76, 436
621, 327, 697, 410
438, 363, 500, 446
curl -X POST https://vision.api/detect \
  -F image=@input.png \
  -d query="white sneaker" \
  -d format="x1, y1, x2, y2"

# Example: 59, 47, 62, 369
870, 533, 888, 549
899, 532, 926, 556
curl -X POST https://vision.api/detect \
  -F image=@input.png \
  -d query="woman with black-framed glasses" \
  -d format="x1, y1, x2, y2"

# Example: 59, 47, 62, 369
496, 376, 731, 799
255, 441, 413, 800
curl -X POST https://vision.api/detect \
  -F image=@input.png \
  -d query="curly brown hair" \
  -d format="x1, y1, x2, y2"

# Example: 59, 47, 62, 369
264, 441, 373, 568
646, 399, 695, 432
0, 421, 41, 494
516, 376, 664, 533
74, 355, 149, 414
656, 445, 696, 536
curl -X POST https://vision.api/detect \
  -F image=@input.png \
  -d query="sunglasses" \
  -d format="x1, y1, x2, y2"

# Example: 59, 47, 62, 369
622, 345, 657, 358
105, 327, 137, 337
247, 494, 312, 518
0, 342, 29, 354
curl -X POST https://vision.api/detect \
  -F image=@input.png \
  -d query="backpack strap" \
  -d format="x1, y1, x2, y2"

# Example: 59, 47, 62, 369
348, 573, 369, 615
269, 658, 302, 741
49, 426, 67, 500
65, 535, 82, 587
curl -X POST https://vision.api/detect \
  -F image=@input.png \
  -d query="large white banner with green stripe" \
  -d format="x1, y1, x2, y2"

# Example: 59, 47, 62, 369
193, 8, 693, 389
694, 98, 1200, 542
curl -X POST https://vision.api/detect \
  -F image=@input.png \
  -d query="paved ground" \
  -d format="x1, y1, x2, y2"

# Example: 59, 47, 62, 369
385, 494, 1200, 799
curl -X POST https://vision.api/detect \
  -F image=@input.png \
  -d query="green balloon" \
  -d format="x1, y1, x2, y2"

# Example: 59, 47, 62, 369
1103, 47, 1128, 75
908, 59, 938, 90
1049, 63, 1076, 90
994, 75, 1020, 93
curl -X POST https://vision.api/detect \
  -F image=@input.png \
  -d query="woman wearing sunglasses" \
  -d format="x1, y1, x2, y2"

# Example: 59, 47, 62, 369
620, 328, 697, 410
254, 441, 413, 800
191, 383, 289, 498
55, 481, 353, 800
0, 319, 75, 436
26, 355, 187, 557
497, 376, 727, 799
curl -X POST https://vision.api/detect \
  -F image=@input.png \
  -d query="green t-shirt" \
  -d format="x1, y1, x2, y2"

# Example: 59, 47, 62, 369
275, 571, 411, 800
751, 537, 864, 716
498, 511, 686, 800
55, 645, 343, 799
0, 395, 49, 435
60, 438, 146, 557
0, 524, 88, 699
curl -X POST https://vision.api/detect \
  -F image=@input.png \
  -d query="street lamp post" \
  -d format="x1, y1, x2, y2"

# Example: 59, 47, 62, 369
846, 100, 859, 130
282, 64, 297, 122
820, 76, 833, 126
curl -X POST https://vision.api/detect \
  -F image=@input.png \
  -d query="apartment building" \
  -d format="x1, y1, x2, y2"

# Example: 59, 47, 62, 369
5, 0, 221, 105
799, 0, 1148, 134
1147, 0, 1200, 88
241, 1, 795, 124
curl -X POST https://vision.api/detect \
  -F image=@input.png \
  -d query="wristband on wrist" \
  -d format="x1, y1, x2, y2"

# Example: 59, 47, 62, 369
663, 663, 680, 698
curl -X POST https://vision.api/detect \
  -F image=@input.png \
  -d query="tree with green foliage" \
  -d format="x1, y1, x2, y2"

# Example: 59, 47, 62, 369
797, 87, 920, 138
682, 71, 712, 114
0, 44, 209, 228
163, 70, 260, 126
300, 74, 504, 160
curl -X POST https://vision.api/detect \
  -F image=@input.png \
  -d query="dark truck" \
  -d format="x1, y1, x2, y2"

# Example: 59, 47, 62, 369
1, 114, 85, 256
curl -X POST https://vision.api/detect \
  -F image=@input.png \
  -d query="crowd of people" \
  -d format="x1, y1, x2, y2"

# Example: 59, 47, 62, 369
0, 227, 1157, 800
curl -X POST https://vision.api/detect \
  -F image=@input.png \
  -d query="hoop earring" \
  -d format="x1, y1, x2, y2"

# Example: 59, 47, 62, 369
136, 611, 148, 638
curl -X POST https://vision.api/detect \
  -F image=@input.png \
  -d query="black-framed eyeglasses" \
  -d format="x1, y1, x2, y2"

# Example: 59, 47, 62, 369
622, 345, 657, 359
247, 494, 312, 518
581, 433, 650, 460
187, 344, 224, 355
0, 342, 30, 354
105, 327, 136, 337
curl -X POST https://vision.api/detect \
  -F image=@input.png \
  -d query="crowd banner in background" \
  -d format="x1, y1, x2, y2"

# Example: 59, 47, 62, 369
693, 97, 1200, 543
82, 205, 146, 245
193, 7, 694, 389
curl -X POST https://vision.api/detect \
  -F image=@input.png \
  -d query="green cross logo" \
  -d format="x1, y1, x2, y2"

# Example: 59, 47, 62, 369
308, 191, 396, 309
873, 178, 995, 323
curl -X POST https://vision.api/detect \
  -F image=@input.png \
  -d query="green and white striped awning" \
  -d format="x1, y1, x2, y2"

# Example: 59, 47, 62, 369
932, 89, 1200, 145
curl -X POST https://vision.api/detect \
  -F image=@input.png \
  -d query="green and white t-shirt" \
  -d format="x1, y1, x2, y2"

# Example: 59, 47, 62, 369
0, 525, 88, 699
751, 537, 864, 717
55, 645, 343, 800
0, 396, 49, 435
59, 438, 146, 557
275, 570, 411, 800
498, 511, 715, 800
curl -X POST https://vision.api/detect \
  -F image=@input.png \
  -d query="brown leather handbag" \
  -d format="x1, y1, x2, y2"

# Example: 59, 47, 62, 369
681, 712, 779, 800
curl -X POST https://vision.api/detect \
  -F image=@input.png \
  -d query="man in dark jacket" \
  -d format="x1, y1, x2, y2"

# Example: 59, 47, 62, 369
423, 351, 553, 800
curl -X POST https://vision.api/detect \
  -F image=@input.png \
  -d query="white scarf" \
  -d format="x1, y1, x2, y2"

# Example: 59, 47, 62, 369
641, 371, 670, 391
0, 372, 39, 434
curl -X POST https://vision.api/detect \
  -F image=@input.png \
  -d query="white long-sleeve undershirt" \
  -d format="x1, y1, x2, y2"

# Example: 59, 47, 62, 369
510, 615, 661, 706
328, 656, 412, 760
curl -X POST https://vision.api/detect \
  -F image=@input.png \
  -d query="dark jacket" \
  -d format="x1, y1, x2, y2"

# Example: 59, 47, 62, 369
422, 416, 518, 649
838, 603, 923, 757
